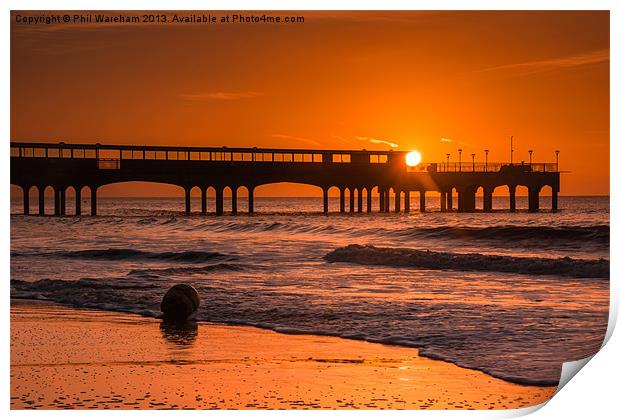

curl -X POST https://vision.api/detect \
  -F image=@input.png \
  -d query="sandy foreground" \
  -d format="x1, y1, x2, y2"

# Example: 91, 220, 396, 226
10, 300, 556, 410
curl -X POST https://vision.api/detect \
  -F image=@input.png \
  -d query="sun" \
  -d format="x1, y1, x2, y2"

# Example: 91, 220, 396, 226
405, 150, 422, 167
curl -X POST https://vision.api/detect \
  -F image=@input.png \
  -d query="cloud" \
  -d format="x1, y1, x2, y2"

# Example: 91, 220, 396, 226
180, 91, 264, 101
441, 137, 470, 146
271, 134, 323, 147
355, 136, 399, 148
479, 49, 609, 76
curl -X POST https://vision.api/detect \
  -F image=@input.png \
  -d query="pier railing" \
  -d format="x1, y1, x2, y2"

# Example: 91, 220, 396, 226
433, 162, 558, 173
10, 142, 393, 165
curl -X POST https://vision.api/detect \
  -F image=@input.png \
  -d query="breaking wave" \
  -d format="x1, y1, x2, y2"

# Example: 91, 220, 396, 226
130, 219, 609, 249
325, 244, 609, 279
12, 248, 229, 263
397, 225, 609, 244
157, 220, 609, 242
128, 263, 244, 278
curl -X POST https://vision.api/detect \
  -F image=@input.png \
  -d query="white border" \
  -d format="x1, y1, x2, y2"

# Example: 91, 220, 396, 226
2, 1, 617, 419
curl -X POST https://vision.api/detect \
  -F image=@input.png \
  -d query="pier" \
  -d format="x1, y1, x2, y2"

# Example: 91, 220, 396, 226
10, 142, 560, 216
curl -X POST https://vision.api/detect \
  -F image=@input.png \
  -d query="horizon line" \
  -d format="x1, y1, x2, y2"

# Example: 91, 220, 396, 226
84, 194, 610, 199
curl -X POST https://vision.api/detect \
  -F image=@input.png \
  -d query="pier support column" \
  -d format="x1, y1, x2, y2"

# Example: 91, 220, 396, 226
91, 187, 97, 216
39, 187, 45, 216
366, 187, 372, 213
552, 187, 558, 212
483, 187, 493, 212
231, 187, 238, 214
394, 190, 401, 212
215, 187, 224, 215
528, 186, 540, 212
509, 185, 516, 212
185, 187, 191, 215
23, 186, 29, 215
379, 189, 385, 213
447, 190, 453, 210
440, 191, 446, 212
248, 187, 254, 214
357, 188, 363, 213
201, 187, 207, 215
457, 189, 475, 212
75, 188, 81, 216
457, 190, 464, 212
404, 191, 410, 213
339, 188, 345, 213
323, 188, 329, 213
60, 188, 66, 216
419, 191, 426, 212
385, 189, 391, 213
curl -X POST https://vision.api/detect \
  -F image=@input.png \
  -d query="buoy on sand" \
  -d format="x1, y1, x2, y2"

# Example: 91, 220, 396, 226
161, 284, 200, 321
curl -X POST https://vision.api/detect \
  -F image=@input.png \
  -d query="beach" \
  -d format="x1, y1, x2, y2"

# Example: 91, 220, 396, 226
11, 299, 556, 410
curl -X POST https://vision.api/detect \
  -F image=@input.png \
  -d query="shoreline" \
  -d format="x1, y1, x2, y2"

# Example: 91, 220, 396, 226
11, 299, 557, 409
9, 296, 562, 387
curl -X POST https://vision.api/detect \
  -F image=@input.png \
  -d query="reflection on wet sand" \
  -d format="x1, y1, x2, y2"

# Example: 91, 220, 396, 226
160, 321, 198, 347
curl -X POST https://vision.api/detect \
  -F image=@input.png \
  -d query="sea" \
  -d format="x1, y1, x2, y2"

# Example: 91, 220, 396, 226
10, 195, 610, 387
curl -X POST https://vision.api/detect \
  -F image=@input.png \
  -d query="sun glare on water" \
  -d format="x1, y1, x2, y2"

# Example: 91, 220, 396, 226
405, 151, 422, 167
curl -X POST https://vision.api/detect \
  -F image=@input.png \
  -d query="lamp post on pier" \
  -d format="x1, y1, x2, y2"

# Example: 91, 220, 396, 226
471, 153, 475, 172
446, 153, 450, 172
528, 150, 533, 166
484, 149, 489, 172
555, 150, 560, 171
458, 149, 462, 172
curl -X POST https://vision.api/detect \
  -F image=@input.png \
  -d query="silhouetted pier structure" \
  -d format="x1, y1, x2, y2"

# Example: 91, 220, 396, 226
11, 142, 560, 216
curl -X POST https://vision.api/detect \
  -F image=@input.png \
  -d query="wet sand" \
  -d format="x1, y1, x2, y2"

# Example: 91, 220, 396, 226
10, 300, 556, 409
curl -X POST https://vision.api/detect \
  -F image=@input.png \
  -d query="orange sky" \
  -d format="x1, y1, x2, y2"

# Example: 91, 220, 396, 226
11, 11, 609, 197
